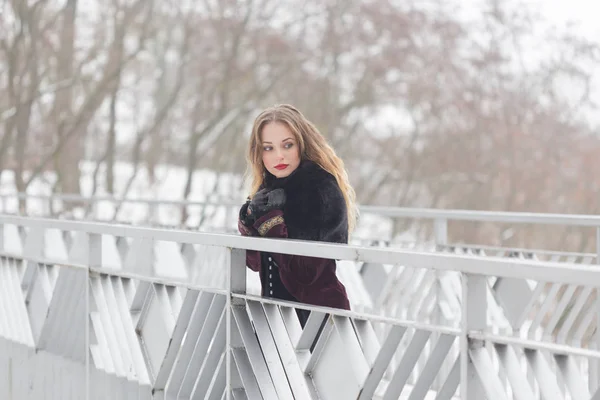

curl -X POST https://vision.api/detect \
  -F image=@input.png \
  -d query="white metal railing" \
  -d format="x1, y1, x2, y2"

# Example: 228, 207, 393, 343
2, 192, 599, 255
3, 194, 600, 367
4, 192, 600, 226
1, 214, 600, 399
3, 194, 599, 345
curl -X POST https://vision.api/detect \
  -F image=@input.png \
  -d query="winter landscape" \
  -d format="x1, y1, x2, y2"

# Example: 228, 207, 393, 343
1, 0, 600, 399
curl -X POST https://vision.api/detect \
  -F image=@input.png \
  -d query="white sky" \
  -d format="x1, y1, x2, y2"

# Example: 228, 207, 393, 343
519, 0, 600, 124
463, 0, 600, 38
537, 0, 600, 37
451, 0, 600, 127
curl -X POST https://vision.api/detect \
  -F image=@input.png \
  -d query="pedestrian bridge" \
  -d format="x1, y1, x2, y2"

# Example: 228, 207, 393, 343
0, 194, 599, 399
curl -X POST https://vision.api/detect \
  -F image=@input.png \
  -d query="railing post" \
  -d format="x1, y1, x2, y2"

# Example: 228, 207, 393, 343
460, 273, 487, 399
228, 247, 246, 297
433, 217, 448, 328
46, 195, 53, 217
66, 231, 101, 400
433, 218, 448, 322
87, 233, 101, 400
593, 227, 600, 393
148, 202, 158, 225
433, 218, 448, 321
433, 218, 448, 389
91, 200, 98, 220
227, 247, 246, 399
434, 218, 448, 250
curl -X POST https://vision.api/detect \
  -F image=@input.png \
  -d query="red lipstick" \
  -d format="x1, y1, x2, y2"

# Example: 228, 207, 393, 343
274, 164, 288, 170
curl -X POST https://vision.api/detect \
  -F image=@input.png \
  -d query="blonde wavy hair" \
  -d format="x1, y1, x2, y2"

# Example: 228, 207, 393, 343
245, 104, 358, 233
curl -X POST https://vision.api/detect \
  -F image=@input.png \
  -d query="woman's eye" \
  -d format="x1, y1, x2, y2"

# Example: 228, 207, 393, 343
263, 146, 272, 151
284, 143, 294, 149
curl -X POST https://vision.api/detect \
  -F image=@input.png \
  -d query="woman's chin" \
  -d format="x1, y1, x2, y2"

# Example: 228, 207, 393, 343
270, 168, 294, 178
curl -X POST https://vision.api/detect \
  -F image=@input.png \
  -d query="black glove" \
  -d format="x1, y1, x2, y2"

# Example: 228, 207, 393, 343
239, 201, 253, 227
247, 188, 286, 221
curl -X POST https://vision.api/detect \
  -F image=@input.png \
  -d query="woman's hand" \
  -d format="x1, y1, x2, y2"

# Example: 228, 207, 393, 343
248, 188, 286, 218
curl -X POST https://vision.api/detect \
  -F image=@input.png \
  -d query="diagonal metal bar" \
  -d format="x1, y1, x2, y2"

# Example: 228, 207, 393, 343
544, 285, 578, 340
524, 349, 563, 400
554, 354, 589, 400
494, 344, 536, 400
246, 301, 294, 400
261, 303, 315, 398
296, 311, 327, 350
527, 284, 561, 340
434, 356, 460, 400
206, 351, 227, 400
332, 316, 370, 385
353, 318, 381, 366
154, 288, 199, 389
556, 286, 593, 344
302, 316, 334, 374
90, 275, 126, 377
111, 277, 149, 383
231, 304, 278, 398
408, 334, 456, 400
382, 329, 431, 400
231, 347, 262, 399
469, 345, 509, 400
194, 308, 228, 398
175, 293, 223, 398
572, 298, 597, 346
358, 325, 407, 400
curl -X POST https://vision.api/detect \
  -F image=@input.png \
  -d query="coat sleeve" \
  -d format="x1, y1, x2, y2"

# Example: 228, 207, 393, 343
251, 177, 347, 244
238, 202, 261, 272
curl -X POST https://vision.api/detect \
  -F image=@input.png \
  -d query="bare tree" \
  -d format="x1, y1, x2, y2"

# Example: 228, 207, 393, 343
1, 0, 599, 254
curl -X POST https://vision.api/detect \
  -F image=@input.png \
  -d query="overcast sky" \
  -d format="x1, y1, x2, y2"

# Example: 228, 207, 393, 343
536, 0, 600, 125
456, 0, 600, 127
539, 0, 600, 37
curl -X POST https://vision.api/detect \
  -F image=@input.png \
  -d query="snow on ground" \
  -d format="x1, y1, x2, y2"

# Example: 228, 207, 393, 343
0, 161, 244, 203
0, 161, 245, 226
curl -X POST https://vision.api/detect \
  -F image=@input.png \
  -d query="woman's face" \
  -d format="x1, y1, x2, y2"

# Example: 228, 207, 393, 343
260, 122, 301, 178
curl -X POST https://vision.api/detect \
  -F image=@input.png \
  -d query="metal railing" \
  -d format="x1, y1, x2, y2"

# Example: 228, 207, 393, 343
3, 192, 600, 225
1, 214, 600, 399
3, 193, 600, 353
3, 194, 599, 336
2, 191, 599, 251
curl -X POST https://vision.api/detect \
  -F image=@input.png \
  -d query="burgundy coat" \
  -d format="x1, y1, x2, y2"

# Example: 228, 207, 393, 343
238, 161, 351, 311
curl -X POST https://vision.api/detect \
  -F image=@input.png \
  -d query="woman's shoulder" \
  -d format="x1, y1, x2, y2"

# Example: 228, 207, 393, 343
283, 161, 348, 243
291, 160, 337, 188
285, 161, 339, 199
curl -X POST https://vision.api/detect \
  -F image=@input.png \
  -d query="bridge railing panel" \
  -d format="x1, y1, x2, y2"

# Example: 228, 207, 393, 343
0, 215, 599, 399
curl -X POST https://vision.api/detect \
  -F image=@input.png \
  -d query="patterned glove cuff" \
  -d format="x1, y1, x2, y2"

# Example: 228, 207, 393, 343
253, 210, 285, 237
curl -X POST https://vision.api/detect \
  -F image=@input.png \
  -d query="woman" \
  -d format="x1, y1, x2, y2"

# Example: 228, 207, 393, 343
238, 104, 358, 326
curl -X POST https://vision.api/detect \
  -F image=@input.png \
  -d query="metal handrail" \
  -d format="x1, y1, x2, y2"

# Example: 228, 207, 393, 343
0, 214, 597, 286
2, 191, 600, 226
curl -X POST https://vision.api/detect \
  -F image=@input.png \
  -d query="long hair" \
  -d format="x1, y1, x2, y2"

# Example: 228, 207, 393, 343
245, 104, 358, 232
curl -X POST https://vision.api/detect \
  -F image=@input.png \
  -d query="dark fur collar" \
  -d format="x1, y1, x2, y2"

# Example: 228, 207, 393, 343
264, 160, 348, 243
